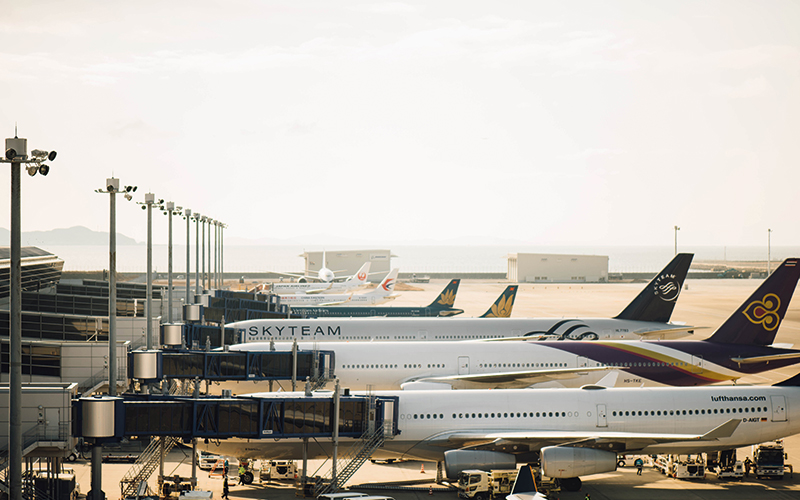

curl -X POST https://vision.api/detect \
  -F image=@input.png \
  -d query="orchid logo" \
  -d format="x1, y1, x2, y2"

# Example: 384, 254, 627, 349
742, 293, 781, 331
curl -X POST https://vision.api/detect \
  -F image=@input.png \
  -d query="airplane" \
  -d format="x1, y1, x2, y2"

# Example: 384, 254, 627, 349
229, 253, 695, 341
271, 262, 372, 295
203, 370, 800, 493
288, 278, 464, 318
230, 258, 800, 390
269, 250, 346, 283
276, 269, 399, 307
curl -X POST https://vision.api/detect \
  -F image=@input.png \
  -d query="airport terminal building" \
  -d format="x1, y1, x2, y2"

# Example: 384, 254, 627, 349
507, 252, 609, 283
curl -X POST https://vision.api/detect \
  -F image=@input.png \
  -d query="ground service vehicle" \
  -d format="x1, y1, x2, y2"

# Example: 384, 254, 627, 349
260, 460, 298, 481
716, 461, 744, 481
754, 442, 786, 480
671, 458, 705, 480
458, 469, 518, 500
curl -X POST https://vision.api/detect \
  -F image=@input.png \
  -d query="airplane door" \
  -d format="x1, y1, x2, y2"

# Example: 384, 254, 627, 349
382, 400, 395, 439
771, 395, 787, 422
690, 356, 704, 374
596, 404, 607, 427
458, 357, 470, 375
418, 330, 428, 340
577, 356, 589, 368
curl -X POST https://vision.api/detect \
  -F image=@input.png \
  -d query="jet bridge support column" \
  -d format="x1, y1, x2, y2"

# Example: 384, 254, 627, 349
292, 339, 298, 391
332, 379, 340, 488
191, 377, 199, 488
302, 437, 309, 493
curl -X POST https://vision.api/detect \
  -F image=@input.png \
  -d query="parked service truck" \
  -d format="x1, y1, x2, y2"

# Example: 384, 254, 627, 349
754, 442, 786, 480
457, 469, 518, 500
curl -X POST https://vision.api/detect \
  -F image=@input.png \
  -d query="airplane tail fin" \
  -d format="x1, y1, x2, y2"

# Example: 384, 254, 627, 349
372, 268, 399, 296
510, 464, 538, 495
614, 253, 694, 323
347, 262, 371, 285
706, 258, 800, 345
428, 279, 460, 309
479, 285, 518, 318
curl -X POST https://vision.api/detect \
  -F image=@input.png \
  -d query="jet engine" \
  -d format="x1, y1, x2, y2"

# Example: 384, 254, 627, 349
443, 450, 516, 480
540, 446, 617, 478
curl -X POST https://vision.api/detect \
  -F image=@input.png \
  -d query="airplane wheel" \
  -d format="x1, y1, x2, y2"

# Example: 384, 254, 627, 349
617, 460, 626, 468
240, 472, 254, 485
560, 477, 582, 492
67, 452, 78, 462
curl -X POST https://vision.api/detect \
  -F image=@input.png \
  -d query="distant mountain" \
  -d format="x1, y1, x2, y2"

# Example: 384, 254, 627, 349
0, 226, 140, 246
225, 233, 529, 247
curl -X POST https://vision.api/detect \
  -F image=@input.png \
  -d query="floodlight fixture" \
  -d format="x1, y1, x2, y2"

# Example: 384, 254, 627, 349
5, 148, 16, 160
26, 166, 37, 176
124, 193, 132, 201
38, 164, 49, 176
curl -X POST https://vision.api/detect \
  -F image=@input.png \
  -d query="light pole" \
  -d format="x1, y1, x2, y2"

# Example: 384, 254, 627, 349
201, 216, 207, 293
194, 212, 201, 298
95, 179, 136, 397
2, 134, 56, 500
207, 219, 213, 291
184, 208, 192, 305
138, 193, 162, 351
768, 228, 772, 275
162, 202, 182, 323
674, 225, 680, 255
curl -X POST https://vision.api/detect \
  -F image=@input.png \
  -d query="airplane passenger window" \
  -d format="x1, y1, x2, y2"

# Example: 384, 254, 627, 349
745, 408, 749, 413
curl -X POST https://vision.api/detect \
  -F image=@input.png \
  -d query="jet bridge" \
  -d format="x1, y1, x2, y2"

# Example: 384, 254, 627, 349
74, 392, 399, 440
128, 348, 335, 383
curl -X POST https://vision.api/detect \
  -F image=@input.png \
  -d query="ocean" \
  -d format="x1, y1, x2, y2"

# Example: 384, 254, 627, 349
43, 244, 800, 274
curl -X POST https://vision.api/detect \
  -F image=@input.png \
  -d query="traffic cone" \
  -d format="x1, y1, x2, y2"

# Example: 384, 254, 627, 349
420, 463, 425, 473
429, 486, 433, 495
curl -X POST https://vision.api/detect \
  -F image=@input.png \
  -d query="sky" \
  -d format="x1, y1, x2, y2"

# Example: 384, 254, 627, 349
1, 0, 798, 247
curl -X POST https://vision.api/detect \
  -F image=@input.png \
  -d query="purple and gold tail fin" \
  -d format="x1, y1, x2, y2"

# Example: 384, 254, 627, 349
708, 258, 800, 345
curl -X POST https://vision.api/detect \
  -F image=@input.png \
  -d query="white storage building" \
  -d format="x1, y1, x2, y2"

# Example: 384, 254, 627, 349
507, 253, 608, 283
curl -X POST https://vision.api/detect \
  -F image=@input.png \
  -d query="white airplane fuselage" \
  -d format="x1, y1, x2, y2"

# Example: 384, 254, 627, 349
275, 292, 395, 307
230, 317, 694, 343
203, 383, 800, 463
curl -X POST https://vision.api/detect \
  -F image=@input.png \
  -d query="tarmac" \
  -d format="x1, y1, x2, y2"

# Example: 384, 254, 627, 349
69, 277, 800, 499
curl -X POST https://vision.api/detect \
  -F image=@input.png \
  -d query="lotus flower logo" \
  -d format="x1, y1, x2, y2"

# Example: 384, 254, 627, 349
485, 294, 513, 318
438, 289, 456, 306
742, 293, 781, 331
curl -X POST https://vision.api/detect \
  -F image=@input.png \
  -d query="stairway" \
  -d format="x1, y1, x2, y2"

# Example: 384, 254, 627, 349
313, 427, 385, 497
119, 380, 190, 497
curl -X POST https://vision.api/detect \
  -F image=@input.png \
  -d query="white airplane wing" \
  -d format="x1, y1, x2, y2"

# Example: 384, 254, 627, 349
269, 271, 324, 282
303, 284, 334, 295
731, 352, 800, 365
633, 326, 706, 339
441, 419, 741, 452
415, 366, 622, 389
318, 296, 353, 307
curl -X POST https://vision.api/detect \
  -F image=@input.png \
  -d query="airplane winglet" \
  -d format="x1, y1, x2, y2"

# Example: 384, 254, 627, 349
698, 419, 741, 440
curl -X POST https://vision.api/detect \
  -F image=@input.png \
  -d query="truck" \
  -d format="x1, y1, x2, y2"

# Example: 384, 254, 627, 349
754, 441, 786, 480
260, 460, 298, 482
457, 469, 518, 500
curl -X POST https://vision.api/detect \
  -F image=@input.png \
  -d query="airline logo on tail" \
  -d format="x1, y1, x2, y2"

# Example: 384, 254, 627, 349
743, 293, 782, 331
382, 278, 395, 292
653, 273, 681, 302
485, 287, 516, 318
358, 272, 367, 281
438, 289, 456, 306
